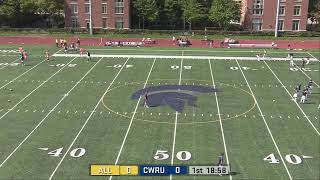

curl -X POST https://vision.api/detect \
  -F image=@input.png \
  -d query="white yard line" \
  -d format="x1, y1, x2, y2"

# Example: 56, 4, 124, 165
264, 61, 320, 136
0, 58, 20, 70
0, 57, 77, 122
0, 60, 45, 90
169, 51, 184, 180
236, 60, 293, 180
48, 58, 130, 180
108, 58, 157, 180
208, 59, 232, 180
0, 48, 62, 90
294, 65, 319, 88
53, 48, 63, 55
0, 57, 103, 168
307, 52, 319, 62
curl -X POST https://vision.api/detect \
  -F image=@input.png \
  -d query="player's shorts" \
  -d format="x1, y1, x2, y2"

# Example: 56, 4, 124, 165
301, 95, 306, 100
293, 93, 297, 98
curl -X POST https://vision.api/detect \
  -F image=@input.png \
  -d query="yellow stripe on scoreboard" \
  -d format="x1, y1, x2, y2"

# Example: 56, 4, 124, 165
90, 165, 139, 176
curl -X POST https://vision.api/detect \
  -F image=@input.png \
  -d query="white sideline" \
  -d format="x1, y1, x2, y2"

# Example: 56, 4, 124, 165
86, 48, 310, 54
0, 57, 103, 168
169, 52, 184, 180
108, 58, 157, 180
52, 53, 318, 61
264, 61, 320, 136
0, 57, 77, 122
307, 52, 319, 62
236, 59, 293, 180
209, 59, 232, 180
48, 58, 130, 180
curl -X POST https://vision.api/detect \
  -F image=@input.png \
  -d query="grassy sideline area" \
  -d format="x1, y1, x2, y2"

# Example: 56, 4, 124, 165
0, 31, 319, 40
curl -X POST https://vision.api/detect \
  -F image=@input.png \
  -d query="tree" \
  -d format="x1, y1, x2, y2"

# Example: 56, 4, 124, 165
132, 0, 159, 29
209, 0, 241, 30
181, 0, 204, 31
308, 0, 320, 31
0, 0, 63, 27
35, 0, 63, 14
163, 0, 183, 29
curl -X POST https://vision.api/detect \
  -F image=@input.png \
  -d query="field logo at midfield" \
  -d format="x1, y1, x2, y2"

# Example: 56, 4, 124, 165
131, 85, 219, 112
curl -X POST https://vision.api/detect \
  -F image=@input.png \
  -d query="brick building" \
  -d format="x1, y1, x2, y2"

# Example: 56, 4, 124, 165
64, 0, 130, 30
240, 0, 309, 31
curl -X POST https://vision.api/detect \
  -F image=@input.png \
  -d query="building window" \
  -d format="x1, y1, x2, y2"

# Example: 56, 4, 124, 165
85, 3, 90, 14
279, 6, 285, 16
253, 0, 263, 15
102, 3, 107, 14
293, 6, 300, 16
115, 0, 124, 14
292, 20, 299, 31
71, 16, 78, 28
252, 18, 263, 31
70, 4, 78, 14
115, 17, 124, 28
102, 18, 107, 29
278, 20, 284, 31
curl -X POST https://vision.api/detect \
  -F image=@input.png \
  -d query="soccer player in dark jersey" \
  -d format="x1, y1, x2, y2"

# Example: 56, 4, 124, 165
302, 58, 306, 67
144, 92, 149, 108
217, 153, 224, 166
22, 50, 27, 66
20, 51, 24, 65
300, 90, 307, 103
86, 51, 91, 61
308, 80, 313, 90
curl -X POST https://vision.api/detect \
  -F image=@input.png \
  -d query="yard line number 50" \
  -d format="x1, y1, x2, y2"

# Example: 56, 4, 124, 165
154, 150, 192, 161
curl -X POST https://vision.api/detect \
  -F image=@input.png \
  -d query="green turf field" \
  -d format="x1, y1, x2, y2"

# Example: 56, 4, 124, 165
0, 45, 319, 180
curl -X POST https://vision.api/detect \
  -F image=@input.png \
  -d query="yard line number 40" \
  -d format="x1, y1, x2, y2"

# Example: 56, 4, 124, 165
264, 153, 309, 165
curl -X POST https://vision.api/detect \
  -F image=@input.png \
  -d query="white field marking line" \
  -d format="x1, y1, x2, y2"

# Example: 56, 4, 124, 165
0, 60, 45, 90
264, 61, 320, 135
307, 52, 319, 62
87, 48, 307, 54
108, 58, 157, 180
53, 48, 63, 55
208, 59, 232, 180
169, 51, 184, 180
53, 53, 317, 61
294, 65, 319, 88
0, 48, 62, 90
236, 60, 293, 180
0, 57, 103, 168
0, 58, 20, 70
0, 57, 77, 122
48, 58, 130, 180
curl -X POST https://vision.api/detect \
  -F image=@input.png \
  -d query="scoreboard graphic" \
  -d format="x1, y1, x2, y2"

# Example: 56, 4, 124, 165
90, 165, 230, 176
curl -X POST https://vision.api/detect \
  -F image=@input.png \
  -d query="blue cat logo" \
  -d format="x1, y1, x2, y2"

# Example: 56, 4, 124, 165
131, 85, 220, 112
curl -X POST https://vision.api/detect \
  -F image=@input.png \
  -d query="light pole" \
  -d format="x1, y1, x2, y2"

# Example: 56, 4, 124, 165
274, 0, 280, 37
89, 0, 93, 35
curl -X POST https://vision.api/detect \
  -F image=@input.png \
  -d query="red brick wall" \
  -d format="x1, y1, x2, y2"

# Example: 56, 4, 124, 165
242, 0, 309, 31
64, 0, 130, 29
